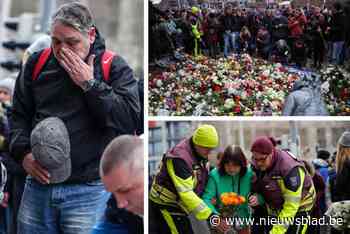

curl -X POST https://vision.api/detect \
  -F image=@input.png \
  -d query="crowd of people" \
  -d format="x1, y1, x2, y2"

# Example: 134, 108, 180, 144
0, 2, 144, 234
150, 1, 350, 69
149, 124, 350, 234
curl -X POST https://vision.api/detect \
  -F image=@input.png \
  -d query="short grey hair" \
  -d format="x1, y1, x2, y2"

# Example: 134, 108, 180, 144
100, 135, 144, 177
51, 2, 94, 33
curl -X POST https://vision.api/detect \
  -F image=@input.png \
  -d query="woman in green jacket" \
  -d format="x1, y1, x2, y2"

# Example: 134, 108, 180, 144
202, 145, 263, 234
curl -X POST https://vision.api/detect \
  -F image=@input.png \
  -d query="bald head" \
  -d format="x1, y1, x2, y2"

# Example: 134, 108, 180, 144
100, 135, 144, 177
100, 135, 144, 215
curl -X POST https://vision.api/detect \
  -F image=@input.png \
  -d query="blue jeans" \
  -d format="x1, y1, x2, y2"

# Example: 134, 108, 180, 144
224, 32, 239, 57
18, 177, 110, 234
91, 216, 129, 234
332, 41, 345, 65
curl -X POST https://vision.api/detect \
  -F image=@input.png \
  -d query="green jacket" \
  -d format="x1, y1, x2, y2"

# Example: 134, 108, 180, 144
202, 166, 264, 219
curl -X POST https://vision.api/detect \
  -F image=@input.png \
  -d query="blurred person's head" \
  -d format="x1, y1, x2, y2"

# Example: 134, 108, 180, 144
192, 125, 219, 159
295, 8, 304, 16
317, 149, 331, 162
50, 2, 96, 62
0, 78, 15, 104
266, 9, 273, 16
314, 6, 321, 16
251, 136, 274, 171
100, 135, 144, 216
22, 34, 51, 65
336, 131, 350, 173
225, 6, 233, 15
333, 2, 343, 12
219, 145, 247, 177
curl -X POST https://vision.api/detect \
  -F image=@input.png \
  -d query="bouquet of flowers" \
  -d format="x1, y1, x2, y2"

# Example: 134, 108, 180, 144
210, 192, 246, 234
220, 192, 246, 216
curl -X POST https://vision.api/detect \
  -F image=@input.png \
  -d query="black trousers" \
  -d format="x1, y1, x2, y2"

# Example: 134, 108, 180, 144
285, 211, 309, 234
149, 200, 194, 234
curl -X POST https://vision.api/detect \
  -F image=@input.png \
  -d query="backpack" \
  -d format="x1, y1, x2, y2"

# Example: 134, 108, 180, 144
31, 48, 143, 135
32, 47, 116, 82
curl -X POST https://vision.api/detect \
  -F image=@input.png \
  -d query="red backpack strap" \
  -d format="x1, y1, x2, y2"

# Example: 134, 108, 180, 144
32, 48, 52, 81
101, 50, 116, 82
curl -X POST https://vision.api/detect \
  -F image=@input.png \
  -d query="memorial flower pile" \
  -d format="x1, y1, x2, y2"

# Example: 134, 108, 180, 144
149, 53, 302, 116
319, 65, 350, 116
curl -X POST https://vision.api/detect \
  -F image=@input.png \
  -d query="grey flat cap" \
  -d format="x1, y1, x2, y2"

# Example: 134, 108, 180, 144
339, 131, 350, 147
30, 117, 71, 184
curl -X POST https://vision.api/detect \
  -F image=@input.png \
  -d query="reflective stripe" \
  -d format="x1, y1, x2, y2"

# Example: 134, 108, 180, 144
284, 195, 301, 203
282, 222, 290, 229
300, 186, 316, 211
191, 202, 207, 216
301, 223, 308, 234
176, 186, 192, 193
166, 159, 211, 220
150, 190, 178, 206
152, 183, 178, 201
160, 209, 179, 234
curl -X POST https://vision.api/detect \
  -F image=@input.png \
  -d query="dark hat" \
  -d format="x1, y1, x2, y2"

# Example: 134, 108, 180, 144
30, 117, 71, 184
339, 131, 350, 147
317, 149, 330, 160
251, 136, 274, 155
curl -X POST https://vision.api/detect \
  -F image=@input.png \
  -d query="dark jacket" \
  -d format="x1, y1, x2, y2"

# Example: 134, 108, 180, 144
221, 14, 242, 32
330, 10, 346, 42
106, 197, 143, 234
9, 29, 140, 183
272, 15, 289, 40
252, 150, 314, 211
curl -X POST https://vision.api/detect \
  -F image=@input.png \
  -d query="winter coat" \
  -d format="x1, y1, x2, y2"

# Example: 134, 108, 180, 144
202, 167, 263, 220
282, 87, 329, 116
329, 10, 346, 42
272, 15, 289, 40
10, 28, 140, 183
221, 14, 242, 32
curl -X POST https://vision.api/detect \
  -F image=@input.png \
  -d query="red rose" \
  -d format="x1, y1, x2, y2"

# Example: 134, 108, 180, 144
233, 105, 241, 113
213, 84, 222, 92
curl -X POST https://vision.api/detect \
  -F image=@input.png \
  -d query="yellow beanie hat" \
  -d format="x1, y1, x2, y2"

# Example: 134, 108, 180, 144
193, 124, 219, 148
191, 6, 200, 14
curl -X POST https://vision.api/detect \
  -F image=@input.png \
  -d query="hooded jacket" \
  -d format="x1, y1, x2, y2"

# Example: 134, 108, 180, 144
9, 29, 140, 183
282, 82, 329, 116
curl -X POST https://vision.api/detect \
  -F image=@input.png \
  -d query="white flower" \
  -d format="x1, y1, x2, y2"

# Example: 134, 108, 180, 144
321, 81, 330, 94
227, 87, 235, 95
224, 99, 235, 110
156, 79, 163, 87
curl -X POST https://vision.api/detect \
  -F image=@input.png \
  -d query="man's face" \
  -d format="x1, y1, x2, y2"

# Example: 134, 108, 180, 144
0, 88, 11, 103
102, 163, 144, 216
252, 151, 272, 171
51, 21, 95, 62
